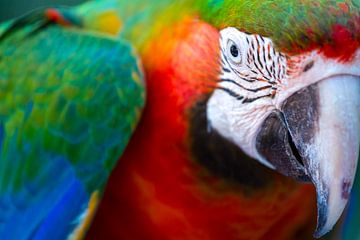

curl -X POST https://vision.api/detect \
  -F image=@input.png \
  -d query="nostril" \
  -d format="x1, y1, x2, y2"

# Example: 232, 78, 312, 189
303, 60, 314, 72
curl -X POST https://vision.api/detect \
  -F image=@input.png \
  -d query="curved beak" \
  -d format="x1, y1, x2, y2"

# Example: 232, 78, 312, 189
283, 75, 360, 237
257, 75, 360, 237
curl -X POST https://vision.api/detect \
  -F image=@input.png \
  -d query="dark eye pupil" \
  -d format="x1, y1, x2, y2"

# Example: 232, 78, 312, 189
230, 44, 239, 57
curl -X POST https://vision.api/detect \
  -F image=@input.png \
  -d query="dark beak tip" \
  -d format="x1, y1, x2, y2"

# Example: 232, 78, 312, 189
313, 219, 328, 239
313, 230, 325, 239
313, 189, 330, 238
314, 220, 331, 239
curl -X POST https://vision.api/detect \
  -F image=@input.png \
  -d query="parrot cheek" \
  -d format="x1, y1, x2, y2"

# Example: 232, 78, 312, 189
256, 75, 360, 238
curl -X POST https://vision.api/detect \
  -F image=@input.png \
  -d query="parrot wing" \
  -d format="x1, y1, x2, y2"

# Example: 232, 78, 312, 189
0, 8, 145, 240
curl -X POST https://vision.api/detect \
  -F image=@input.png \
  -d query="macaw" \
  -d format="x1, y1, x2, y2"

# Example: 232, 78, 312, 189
0, 0, 359, 240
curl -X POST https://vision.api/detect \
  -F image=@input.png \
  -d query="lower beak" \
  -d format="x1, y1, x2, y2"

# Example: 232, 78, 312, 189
257, 75, 360, 237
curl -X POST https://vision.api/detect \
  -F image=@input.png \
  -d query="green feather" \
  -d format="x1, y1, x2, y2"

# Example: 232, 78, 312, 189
200, 0, 360, 53
0, 9, 144, 238
75, 0, 359, 54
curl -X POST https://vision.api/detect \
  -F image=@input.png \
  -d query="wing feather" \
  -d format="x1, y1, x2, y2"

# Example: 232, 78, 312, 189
0, 9, 145, 239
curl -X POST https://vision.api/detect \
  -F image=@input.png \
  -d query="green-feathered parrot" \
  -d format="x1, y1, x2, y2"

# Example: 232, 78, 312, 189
0, 1, 359, 240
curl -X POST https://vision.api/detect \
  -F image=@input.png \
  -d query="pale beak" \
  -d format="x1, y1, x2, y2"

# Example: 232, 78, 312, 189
257, 75, 360, 237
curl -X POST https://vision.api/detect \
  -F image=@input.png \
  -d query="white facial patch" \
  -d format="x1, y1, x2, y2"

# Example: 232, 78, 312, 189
208, 27, 286, 168
219, 28, 286, 102
207, 27, 360, 169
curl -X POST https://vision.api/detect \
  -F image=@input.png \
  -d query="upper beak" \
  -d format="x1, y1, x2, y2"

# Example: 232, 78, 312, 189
256, 75, 360, 237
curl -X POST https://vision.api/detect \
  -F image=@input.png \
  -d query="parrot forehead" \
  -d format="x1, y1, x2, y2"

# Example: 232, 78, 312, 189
202, 0, 360, 60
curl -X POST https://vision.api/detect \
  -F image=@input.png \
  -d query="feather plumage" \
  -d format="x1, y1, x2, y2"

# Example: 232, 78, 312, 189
0, 9, 144, 239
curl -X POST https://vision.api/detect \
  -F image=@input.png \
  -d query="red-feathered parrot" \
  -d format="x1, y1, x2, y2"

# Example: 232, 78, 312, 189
0, 0, 359, 240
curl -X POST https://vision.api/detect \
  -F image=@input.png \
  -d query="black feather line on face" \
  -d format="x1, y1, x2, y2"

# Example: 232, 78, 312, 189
217, 87, 244, 100
216, 75, 275, 103
219, 78, 272, 93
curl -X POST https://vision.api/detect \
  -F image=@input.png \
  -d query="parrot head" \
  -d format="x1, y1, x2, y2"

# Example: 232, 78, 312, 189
202, 1, 360, 238
65, 0, 360, 238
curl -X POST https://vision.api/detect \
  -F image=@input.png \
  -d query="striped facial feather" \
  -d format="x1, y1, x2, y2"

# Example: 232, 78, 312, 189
207, 27, 360, 169
219, 27, 286, 104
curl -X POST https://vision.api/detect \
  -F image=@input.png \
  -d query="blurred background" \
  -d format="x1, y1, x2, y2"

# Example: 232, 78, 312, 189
0, 0, 85, 22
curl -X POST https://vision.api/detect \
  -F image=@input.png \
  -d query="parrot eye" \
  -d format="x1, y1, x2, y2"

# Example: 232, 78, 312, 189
227, 40, 241, 64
